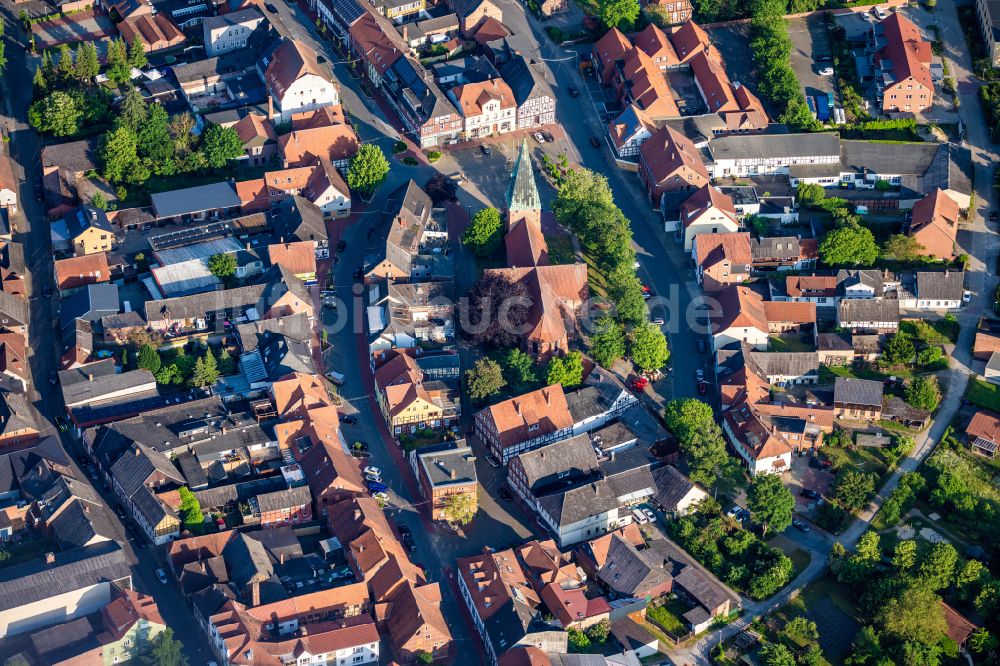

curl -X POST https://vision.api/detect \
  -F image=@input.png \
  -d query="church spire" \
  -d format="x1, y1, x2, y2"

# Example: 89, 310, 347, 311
506, 139, 541, 215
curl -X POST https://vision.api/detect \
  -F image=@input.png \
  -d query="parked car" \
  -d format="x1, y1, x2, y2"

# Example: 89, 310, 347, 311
367, 480, 389, 494
698, 381, 707, 395
498, 487, 513, 501
542, 131, 554, 142
341, 414, 358, 425
363, 465, 381, 477
726, 505, 744, 519
49, 370, 59, 385
398, 524, 411, 537
651, 317, 665, 325
963, 290, 973, 303
642, 508, 656, 522
480, 145, 492, 155
801, 488, 821, 500
156, 569, 169, 584
875, 5, 888, 18
990, 211, 998, 223
568, 86, 580, 97
631, 507, 648, 524
631, 377, 648, 392
364, 472, 381, 482
402, 533, 416, 552
336, 239, 347, 252
817, 65, 834, 76
696, 339, 707, 353
589, 136, 600, 148
533, 132, 546, 143
792, 518, 811, 533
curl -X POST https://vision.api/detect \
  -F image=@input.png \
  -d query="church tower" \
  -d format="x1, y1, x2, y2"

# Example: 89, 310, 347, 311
505, 139, 542, 232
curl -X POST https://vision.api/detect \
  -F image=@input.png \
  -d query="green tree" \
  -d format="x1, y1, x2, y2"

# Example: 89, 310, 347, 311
629, 323, 669, 373
883, 234, 927, 262
567, 628, 592, 653
746, 473, 795, 536
954, 559, 985, 599
834, 469, 876, 512
137, 344, 162, 374
462, 207, 503, 257
780, 94, 821, 131
138, 104, 176, 175
415, 652, 434, 665
56, 44, 75, 80
906, 376, 941, 410
91, 192, 108, 210
177, 487, 203, 528
663, 398, 731, 489
876, 584, 947, 646
32, 66, 47, 94
217, 347, 236, 375
201, 123, 244, 168
590, 316, 626, 368
41, 49, 56, 82
101, 126, 148, 184
892, 539, 917, 570
968, 628, 998, 655
170, 112, 197, 156
759, 642, 796, 666
501, 348, 537, 393
819, 224, 879, 267
597, 0, 640, 29
465, 357, 506, 402
28, 91, 82, 137
74, 41, 100, 81
191, 352, 220, 387
105, 38, 131, 85
882, 333, 915, 366
545, 351, 584, 388
781, 616, 819, 646
207, 252, 237, 279
916, 346, 943, 368
155, 364, 182, 385
141, 627, 188, 666
441, 491, 477, 525
117, 85, 148, 132
610, 273, 647, 326
128, 35, 148, 70
347, 143, 390, 196
585, 618, 611, 643
917, 542, 957, 591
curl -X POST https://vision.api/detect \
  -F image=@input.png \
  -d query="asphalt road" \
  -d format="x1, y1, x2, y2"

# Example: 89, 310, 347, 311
0, 4, 216, 661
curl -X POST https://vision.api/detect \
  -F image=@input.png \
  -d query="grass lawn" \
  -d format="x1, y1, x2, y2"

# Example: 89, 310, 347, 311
0, 539, 52, 570
580, 242, 609, 299
899, 318, 960, 345
819, 364, 915, 383
545, 231, 576, 266
823, 445, 889, 477
647, 599, 689, 637
768, 335, 816, 352
965, 377, 1000, 412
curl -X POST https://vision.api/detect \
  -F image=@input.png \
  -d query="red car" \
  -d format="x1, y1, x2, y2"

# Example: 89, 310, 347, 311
631, 377, 648, 392
697, 381, 708, 395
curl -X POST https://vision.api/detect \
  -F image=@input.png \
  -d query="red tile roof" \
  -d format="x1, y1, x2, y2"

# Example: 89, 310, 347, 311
278, 124, 359, 166
54, 253, 111, 291
876, 13, 933, 93
680, 184, 737, 228
909, 189, 959, 259
264, 39, 329, 99
479, 384, 573, 449
763, 300, 816, 325
694, 232, 751, 269
639, 125, 709, 186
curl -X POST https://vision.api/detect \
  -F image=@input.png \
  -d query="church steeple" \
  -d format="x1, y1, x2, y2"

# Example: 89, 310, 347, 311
506, 139, 541, 216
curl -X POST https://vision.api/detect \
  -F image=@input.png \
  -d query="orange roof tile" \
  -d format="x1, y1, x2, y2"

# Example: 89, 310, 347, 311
639, 125, 709, 186
233, 113, 277, 148
278, 124, 359, 167
54, 253, 111, 291
763, 301, 816, 325
264, 39, 329, 99
670, 20, 711, 62
909, 189, 959, 259
786, 274, 836, 298
876, 13, 933, 94
633, 23, 678, 67
480, 384, 573, 449
694, 232, 751, 269
451, 78, 516, 117
680, 185, 737, 228
268, 240, 317, 276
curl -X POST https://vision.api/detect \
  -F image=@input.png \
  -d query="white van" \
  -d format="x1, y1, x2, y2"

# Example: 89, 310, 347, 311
631, 508, 649, 524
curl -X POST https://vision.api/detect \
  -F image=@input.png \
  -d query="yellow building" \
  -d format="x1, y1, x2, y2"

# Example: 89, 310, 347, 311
55, 206, 117, 256
376, 0, 425, 21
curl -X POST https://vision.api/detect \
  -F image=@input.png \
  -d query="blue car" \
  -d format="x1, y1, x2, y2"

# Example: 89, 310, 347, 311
367, 480, 389, 494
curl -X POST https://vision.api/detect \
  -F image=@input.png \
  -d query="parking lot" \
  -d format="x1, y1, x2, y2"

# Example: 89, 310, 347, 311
788, 15, 836, 102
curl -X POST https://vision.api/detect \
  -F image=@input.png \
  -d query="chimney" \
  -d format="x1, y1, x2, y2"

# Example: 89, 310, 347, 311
134, 447, 141, 456
354, 508, 362, 520
87, 373, 93, 381
250, 580, 261, 606
44, 552, 55, 565
450, 469, 456, 480
267, 94, 274, 120
280, 552, 285, 564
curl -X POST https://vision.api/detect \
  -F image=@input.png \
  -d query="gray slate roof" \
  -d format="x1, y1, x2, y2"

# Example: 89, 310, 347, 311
746, 350, 820, 378
0, 541, 129, 612
708, 133, 841, 162
417, 443, 477, 487
838, 298, 899, 324
272, 195, 328, 245
150, 181, 241, 219
650, 465, 700, 512
916, 270, 965, 301
60, 368, 155, 407
256, 484, 312, 512
833, 377, 883, 407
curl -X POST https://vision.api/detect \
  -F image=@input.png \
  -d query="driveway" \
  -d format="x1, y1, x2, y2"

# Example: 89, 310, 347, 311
788, 15, 836, 101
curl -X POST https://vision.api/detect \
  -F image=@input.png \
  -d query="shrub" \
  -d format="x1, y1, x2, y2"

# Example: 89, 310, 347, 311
427, 150, 441, 162
402, 156, 418, 165
392, 140, 407, 153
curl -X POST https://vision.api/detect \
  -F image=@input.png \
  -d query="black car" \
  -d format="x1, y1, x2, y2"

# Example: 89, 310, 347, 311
49, 370, 59, 385
341, 414, 358, 424
697, 381, 707, 395
991, 211, 998, 223
801, 488, 821, 499
498, 487, 513, 501
398, 524, 411, 537
336, 239, 347, 252
792, 518, 811, 532
589, 136, 600, 148
542, 131, 554, 143
480, 145, 492, 155
42, 285, 52, 298
568, 86, 580, 97
696, 339, 707, 353
402, 533, 416, 552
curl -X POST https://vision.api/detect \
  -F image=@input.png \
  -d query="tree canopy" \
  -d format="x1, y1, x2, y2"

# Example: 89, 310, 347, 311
905, 376, 941, 411
466, 357, 506, 402
545, 351, 584, 388
207, 253, 237, 279
597, 0, 641, 30
819, 224, 879, 267
465, 272, 531, 348
590, 316, 626, 368
201, 123, 244, 168
347, 144, 390, 196
629, 324, 669, 373
462, 207, 504, 257
442, 492, 477, 525
747, 474, 795, 535
663, 398, 732, 488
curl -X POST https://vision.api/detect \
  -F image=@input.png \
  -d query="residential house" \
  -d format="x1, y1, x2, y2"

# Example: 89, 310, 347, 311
51, 206, 116, 256
774, 274, 838, 308
261, 160, 352, 216
449, 78, 518, 138
874, 13, 933, 113
639, 126, 710, 203
507, 435, 656, 546
261, 39, 339, 123
150, 181, 242, 223
966, 409, 1000, 457
976, 0, 1000, 66
649, 465, 707, 516
203, 7, 265, 56
371, 0, 424, 21
53, 253, 111, 295
233, 113, 278, 166
837, 299, 900, 333
722, 401, 793, 474
0, 541, 131, 638
900, 270, 965, 310
693, 232, 751, 292
118, 13, 186, 53
649, 0, 692, 22
383, 581, 453, 663
449, 0, 503, 34
268, 240, 318, 283
837, 269, 887, 299
40, 138, 101, 218
456, 547, 567, 665
399, 14, 460, 48
0, 333, 28, 394
410, 442, 478, 522
0, 154, 17, 214
473, 384, 574, 463
366, 180, 450, 282
277, 417, 366, 515
833, 377, 884, 420
272, 195, 329, 257
278, 122, 359, 169
908, 189, 959, 260
750, 236, 816, 271
373, 350, 459, 434
0, 392, 39, 445
498, 52, 556, 129
109, 443, 184, 544
592, 28, 632, 84
678, 185, 740, 251
255, 485, 313, 527
710, 285, 769, 352
607, 104, 659, 159
705, 132, 841, 178
762, 300, 816, 335
0, 290, 28, 336
372, 280, 456, 349
974, 318, 1000, 361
